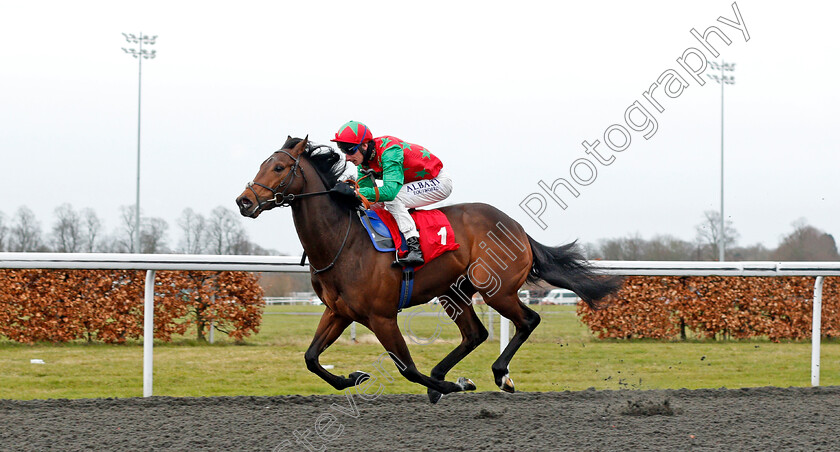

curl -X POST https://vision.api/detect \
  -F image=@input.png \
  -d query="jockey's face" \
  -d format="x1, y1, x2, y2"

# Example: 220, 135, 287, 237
344, 142, 367, 166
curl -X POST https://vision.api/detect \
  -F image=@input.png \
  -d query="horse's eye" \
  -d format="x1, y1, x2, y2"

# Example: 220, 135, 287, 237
274, 165, 285, 172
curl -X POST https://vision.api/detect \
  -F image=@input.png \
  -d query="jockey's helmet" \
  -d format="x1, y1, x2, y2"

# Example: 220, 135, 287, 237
331, 120, 373, 145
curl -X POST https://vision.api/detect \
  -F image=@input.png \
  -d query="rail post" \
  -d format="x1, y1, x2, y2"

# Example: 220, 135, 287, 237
143, 269, 156, 397
500, 315, 510, 355
811, 276, 824, 386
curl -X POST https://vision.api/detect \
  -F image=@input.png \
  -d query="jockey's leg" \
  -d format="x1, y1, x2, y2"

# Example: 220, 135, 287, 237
402, 169, 454, 209
385, 196, 424, 266
385, 196, 419, 240
385, 169, 454, 266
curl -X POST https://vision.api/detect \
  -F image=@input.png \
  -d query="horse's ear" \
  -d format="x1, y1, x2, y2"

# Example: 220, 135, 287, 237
290, 135, 309, 157
287, 135, 292, 140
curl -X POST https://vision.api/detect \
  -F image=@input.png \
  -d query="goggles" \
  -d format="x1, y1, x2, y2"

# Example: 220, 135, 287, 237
336, 123, 368, 155
337, 142, 361, 155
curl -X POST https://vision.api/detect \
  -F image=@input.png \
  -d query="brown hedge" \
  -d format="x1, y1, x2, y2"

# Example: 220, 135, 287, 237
578, 276, 839, 341
0, 270, 264, 343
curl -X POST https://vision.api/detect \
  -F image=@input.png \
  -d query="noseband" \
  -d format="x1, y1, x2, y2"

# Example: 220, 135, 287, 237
246, 150, 305, 211
244, 147, 351, 275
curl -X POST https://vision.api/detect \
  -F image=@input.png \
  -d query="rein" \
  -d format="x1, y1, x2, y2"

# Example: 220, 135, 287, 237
245, 150, 334, 209
311, 209, 353, 275
245, 147, 352, 275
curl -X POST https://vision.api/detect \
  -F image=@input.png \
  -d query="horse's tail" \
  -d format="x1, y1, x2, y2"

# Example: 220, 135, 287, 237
526, 235, 623, 309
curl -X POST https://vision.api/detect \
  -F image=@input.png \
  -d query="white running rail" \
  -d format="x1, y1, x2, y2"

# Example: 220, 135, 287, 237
499, 260, 840, 387
1, 254, 838, 395
0, 253, 307, 397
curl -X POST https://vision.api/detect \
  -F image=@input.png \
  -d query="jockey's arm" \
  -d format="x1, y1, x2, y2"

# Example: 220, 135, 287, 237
358, 146, 404, 202
356, 167, 376, 190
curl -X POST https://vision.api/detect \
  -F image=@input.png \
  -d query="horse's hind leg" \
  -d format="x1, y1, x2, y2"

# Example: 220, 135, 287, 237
483, 294, 541, 393
368, 314, 470, 396
304, 308, 359, 390
427, 290, 488, 403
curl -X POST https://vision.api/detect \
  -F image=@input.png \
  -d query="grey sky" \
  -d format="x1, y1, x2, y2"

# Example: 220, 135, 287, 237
1, 0, 838, 255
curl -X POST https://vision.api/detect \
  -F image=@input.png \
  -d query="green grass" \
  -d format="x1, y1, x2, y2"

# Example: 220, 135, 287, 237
1, 304, 838, 400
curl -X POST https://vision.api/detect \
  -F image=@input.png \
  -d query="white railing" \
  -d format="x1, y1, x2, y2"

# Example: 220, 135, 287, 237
1, 253, 838, 395
0, 252, 307, 397
0, 252, 310, 272
591, 261, 840, 277
264, 296, 317, 305
601, 262, 838, 388
501, 261, 840, 386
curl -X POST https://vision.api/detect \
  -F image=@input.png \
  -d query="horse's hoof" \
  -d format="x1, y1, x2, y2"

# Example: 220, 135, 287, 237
499, 374, 515, 393
428, 388, 443, 404
457, 377, 477, 391
348, 370, 370, 385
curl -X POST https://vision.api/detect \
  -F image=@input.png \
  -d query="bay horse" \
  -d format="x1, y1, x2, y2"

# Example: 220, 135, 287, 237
235, 137, 622, 403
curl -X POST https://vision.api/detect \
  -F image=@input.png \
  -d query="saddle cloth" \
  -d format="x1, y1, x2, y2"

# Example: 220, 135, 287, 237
359, 208, 460, 269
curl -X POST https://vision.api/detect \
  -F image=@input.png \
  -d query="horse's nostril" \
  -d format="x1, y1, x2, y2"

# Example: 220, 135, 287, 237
237, 197, 252, 208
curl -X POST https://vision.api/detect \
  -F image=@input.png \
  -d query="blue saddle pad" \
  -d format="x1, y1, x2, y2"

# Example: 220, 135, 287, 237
358, 209, 407, 253
357, 209, 415, 310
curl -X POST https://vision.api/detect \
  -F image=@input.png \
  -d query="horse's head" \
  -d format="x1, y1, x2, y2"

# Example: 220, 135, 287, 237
236, 136, 309, 218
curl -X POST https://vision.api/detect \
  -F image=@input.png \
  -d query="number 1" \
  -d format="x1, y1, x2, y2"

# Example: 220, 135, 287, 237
437, 227, 447, 245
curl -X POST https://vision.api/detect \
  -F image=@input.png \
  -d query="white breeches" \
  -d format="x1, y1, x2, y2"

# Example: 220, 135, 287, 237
382, 169, 453, 239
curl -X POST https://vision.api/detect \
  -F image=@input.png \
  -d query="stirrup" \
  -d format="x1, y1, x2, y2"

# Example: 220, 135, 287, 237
398, 253, 424, 267
393, 254, 423, 267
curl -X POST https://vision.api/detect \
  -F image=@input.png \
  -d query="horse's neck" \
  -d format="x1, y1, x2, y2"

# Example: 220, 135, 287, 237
290, 164, 355, 265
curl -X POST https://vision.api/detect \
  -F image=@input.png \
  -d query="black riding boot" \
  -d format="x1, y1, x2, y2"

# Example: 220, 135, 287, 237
399, 237, 425, 267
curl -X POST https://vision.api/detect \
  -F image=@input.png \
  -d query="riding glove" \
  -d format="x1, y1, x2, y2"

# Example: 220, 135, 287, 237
330, 181, 357, 199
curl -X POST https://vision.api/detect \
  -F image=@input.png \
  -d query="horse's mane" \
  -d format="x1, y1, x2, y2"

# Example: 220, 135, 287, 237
282, 137, 359, 209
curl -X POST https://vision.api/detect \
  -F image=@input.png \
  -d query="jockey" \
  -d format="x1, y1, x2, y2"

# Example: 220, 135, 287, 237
330, 120, 452, 267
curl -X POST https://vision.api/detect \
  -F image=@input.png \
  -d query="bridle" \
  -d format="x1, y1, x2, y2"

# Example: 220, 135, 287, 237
244, 146, 353, 275
245, 150, 310, 210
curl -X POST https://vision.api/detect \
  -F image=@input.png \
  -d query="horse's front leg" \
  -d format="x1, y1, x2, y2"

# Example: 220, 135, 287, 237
426, 293, 487, 403
368, 314, 472, 396
304, 308, 359, 390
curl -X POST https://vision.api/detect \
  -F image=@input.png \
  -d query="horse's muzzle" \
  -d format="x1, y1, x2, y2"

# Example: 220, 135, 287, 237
236, 194, 260, 218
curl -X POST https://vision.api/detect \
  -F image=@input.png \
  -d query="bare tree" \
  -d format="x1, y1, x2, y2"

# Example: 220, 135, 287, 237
729, 243, 772, 261
81, 208, 102, 252
0, 211, 7, 251
96, 233, 123, 253
51, 204, 84, 252
249, 242, 278, 256
644, 235, 695, 260
597, 238, 623, 260
694, 210, 739, 260
227, 235, 279, 255
595, 234, 695, 260
10, 207, 44, 252
140, 217, 170, 254
582, 242, 600, 260
773, 219, 840, 261
597, 234, 646, 260
116, 205, 139, 253
205, 206, 248, 255
623, 234, 647, 260
177, 208, 206, 254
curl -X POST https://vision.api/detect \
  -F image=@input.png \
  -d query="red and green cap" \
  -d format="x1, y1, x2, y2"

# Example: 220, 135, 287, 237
331, 120, 373, 144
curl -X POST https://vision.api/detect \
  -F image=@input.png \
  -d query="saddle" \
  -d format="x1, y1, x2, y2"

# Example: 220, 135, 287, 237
357, 209, 397, 253
357, 208, 460, 270
358, 207, 459, 311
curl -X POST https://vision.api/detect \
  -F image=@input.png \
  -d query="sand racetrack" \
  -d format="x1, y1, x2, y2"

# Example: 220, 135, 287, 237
2, 386, 839, 451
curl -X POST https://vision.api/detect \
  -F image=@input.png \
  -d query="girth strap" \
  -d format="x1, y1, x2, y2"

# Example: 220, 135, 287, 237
398, 267, 415, 311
